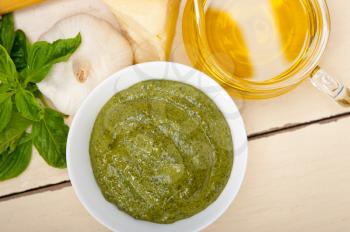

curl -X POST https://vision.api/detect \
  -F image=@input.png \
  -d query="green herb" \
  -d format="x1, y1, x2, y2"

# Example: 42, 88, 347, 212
15, 87, 44, 121
33, 108, 69, 168
0, 133, 32, 181
0, 112, 31, 154
0, 13, 81, 181
0, 43, 18, 87
0, 90, 13, 132
0, 14, 15, 53
11, 30, 30, 72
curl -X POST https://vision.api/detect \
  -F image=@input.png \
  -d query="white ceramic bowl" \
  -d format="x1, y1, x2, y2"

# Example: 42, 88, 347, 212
67, 62, 248, 232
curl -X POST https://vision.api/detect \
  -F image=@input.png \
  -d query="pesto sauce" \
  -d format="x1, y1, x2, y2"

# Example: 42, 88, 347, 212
90, 80, 233, 224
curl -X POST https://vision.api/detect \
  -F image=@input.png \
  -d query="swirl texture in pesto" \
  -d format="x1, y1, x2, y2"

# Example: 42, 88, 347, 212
90, 80, 233, 224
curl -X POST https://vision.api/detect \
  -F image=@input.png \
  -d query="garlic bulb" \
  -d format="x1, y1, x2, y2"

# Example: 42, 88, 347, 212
37, 14, 133, 115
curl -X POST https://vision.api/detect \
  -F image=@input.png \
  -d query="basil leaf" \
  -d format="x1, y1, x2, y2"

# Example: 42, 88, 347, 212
0, 83, 11, 92
26, 83, 39, 95
10, 30, 31, 72
0, 45, 17, 86
23, 33, 81, 84
15, 87, 44, 121
32, 108, 68, 168
0, 86, 13, 100
0, 13, 15, 53
0, 133, 32, 181
0, 112, 31, 154
0, 92, 13, 132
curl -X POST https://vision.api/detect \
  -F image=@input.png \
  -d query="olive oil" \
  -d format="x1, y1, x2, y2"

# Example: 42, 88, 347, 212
183, 0, 318, 82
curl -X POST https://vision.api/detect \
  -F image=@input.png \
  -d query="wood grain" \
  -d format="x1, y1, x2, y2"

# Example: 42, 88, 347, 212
1, 115, 350, 231
206, 116, 350, 232
0, 186, 107, 232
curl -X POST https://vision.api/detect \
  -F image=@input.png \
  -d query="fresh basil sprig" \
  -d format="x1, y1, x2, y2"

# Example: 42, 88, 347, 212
0, 13, 81, 180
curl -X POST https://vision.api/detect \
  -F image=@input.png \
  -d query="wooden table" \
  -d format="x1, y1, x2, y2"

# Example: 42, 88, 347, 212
1, 0, 350, 231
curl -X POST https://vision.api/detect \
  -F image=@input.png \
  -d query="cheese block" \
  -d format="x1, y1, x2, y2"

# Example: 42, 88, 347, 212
103, 0, 180, 63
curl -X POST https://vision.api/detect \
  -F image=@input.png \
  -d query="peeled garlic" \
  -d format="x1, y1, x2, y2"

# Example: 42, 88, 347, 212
37, 14, 133, 115
103, 0, 180, 63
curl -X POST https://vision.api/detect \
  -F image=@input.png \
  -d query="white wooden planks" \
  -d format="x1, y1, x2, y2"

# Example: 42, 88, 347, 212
0, 186, 107, 232
206, 116, 350, 232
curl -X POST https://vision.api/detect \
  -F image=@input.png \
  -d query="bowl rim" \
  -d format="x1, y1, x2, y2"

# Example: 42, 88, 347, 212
67, 61, 248, 232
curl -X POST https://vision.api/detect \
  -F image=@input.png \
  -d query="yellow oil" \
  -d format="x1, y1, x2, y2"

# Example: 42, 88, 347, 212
183, 0, 318, 83
205, 8, 253, 78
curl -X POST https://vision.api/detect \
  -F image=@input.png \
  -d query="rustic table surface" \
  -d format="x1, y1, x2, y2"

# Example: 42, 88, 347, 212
1, 0, 350, 231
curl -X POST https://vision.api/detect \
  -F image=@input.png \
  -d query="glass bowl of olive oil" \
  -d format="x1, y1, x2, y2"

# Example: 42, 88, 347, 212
183, 0, 350, 104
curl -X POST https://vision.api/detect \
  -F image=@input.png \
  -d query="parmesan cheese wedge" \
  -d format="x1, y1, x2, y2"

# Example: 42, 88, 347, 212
103, 0, 180, 63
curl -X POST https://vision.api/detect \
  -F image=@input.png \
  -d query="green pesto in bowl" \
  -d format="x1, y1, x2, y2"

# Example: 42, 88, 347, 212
89, 80, 233, 224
